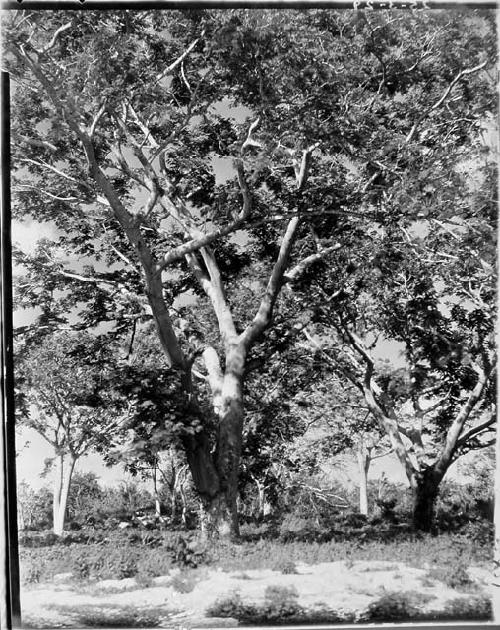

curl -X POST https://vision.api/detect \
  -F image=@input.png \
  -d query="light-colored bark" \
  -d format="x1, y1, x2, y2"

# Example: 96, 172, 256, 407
52, 453, 76, 536
357, 441, 371, 516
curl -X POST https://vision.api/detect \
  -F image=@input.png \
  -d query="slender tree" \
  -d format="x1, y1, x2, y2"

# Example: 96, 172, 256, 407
15, 331, 126, 534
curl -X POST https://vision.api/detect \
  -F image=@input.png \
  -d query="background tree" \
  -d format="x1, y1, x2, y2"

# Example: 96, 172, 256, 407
5, 8, 496, 537
65, 472, 103, 526
16, 482, 52, 531
15, 331, 127, 534
302, 159, 497, 529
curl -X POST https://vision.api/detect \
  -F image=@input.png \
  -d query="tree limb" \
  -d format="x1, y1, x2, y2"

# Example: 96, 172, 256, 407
406, 61, 487, 143
240, 217, 300, 349
456, 413, 497, 449
284, 243, 341, 283
155, 38, 200, 84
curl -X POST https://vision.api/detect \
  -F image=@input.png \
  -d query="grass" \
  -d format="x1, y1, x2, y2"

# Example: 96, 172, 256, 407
207, 530, 491, 572
19, 528, 491, 585
425, 562, 479, 592
18, 528, 494, 628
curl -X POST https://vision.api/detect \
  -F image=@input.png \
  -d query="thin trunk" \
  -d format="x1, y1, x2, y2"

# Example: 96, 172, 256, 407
357, 442, 370, 516
170, 493, 177, 521
53, 454, 76, 536
152, 466, 161, 518
253, 478, 266, 520
52, 454, 63, 534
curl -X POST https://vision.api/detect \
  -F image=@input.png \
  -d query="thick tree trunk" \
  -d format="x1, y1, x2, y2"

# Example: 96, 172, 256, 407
199, 493, 239, 540
53, 454, 76, 536
412, 467, 442, 532
196, 347, 245, 540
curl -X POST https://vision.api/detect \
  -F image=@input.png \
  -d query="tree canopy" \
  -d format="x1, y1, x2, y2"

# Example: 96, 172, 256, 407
5, 7, 496, 536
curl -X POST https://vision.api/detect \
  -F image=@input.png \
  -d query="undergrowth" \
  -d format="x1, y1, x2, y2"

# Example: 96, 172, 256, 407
19, 529, 491, 585
207, 589, 492, 625
54, 603, 167, 628
206, 585, 355, 625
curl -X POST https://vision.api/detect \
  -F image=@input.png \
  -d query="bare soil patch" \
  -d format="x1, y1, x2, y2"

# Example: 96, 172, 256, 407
21, 560, 496, 628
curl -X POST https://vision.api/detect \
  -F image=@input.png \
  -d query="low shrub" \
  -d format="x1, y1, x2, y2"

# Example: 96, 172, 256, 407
457, 520, 494, 547
206, 587, 354, 625
274, 560, 298, 575
164, 533, 208, 567
135, 560, 158, 588
72, 552, 92, 580
206, 591, 251, 621
169, 571, 198, 593
426, 559, 476, 591
23, 564, 43, 585
19, 531, 60, 548
71, 605, 163, 627
440, 595, 492, 621
362, 591, 433, 622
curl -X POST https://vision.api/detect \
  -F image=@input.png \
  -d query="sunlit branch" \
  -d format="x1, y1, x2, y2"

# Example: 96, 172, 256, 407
406, 60, 487, 143
155, 38, 200, 83
18, 157, 93, 192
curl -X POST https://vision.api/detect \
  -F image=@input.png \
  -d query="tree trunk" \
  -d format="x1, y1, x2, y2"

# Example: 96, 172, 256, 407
196, 347, 245, 540
52, 454, 63, 534
254, 478, 267, 520
412, 467, 442, 532
357, 443, 371, 517
53, 454, 76, 536
152, 465, 161, 518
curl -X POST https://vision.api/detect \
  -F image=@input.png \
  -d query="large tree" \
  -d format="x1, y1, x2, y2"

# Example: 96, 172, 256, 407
5, 8, 496, 537
302, 156, 497, 530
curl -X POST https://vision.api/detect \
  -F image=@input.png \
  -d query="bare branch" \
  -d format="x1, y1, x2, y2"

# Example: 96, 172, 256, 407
199, 247, 237, 342
155, 38, 200, 84
406, 61, 487, 143
240, 217, 301, 349
457, 413, 497, 449
438, 361, 496, 467
89, 100, 108, 138
156, 162, 253, 273
36, 21, 73, 55
284, 243, 341, 283
18, 157, 93, 192
241, 117, 262, 151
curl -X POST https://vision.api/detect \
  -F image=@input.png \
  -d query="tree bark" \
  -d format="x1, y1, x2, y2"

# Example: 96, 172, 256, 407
357, 442, 371, 516
196, 345, 246, 540
53, 454, 76, 536
412, 467, 442, 532
152, 465, 161, 518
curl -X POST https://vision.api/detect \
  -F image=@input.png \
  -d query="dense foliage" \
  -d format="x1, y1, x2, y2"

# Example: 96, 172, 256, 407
6, 8, 496, 536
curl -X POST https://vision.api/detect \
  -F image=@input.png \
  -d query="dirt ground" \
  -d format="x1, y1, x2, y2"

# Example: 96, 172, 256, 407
21, 560, 497, 628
